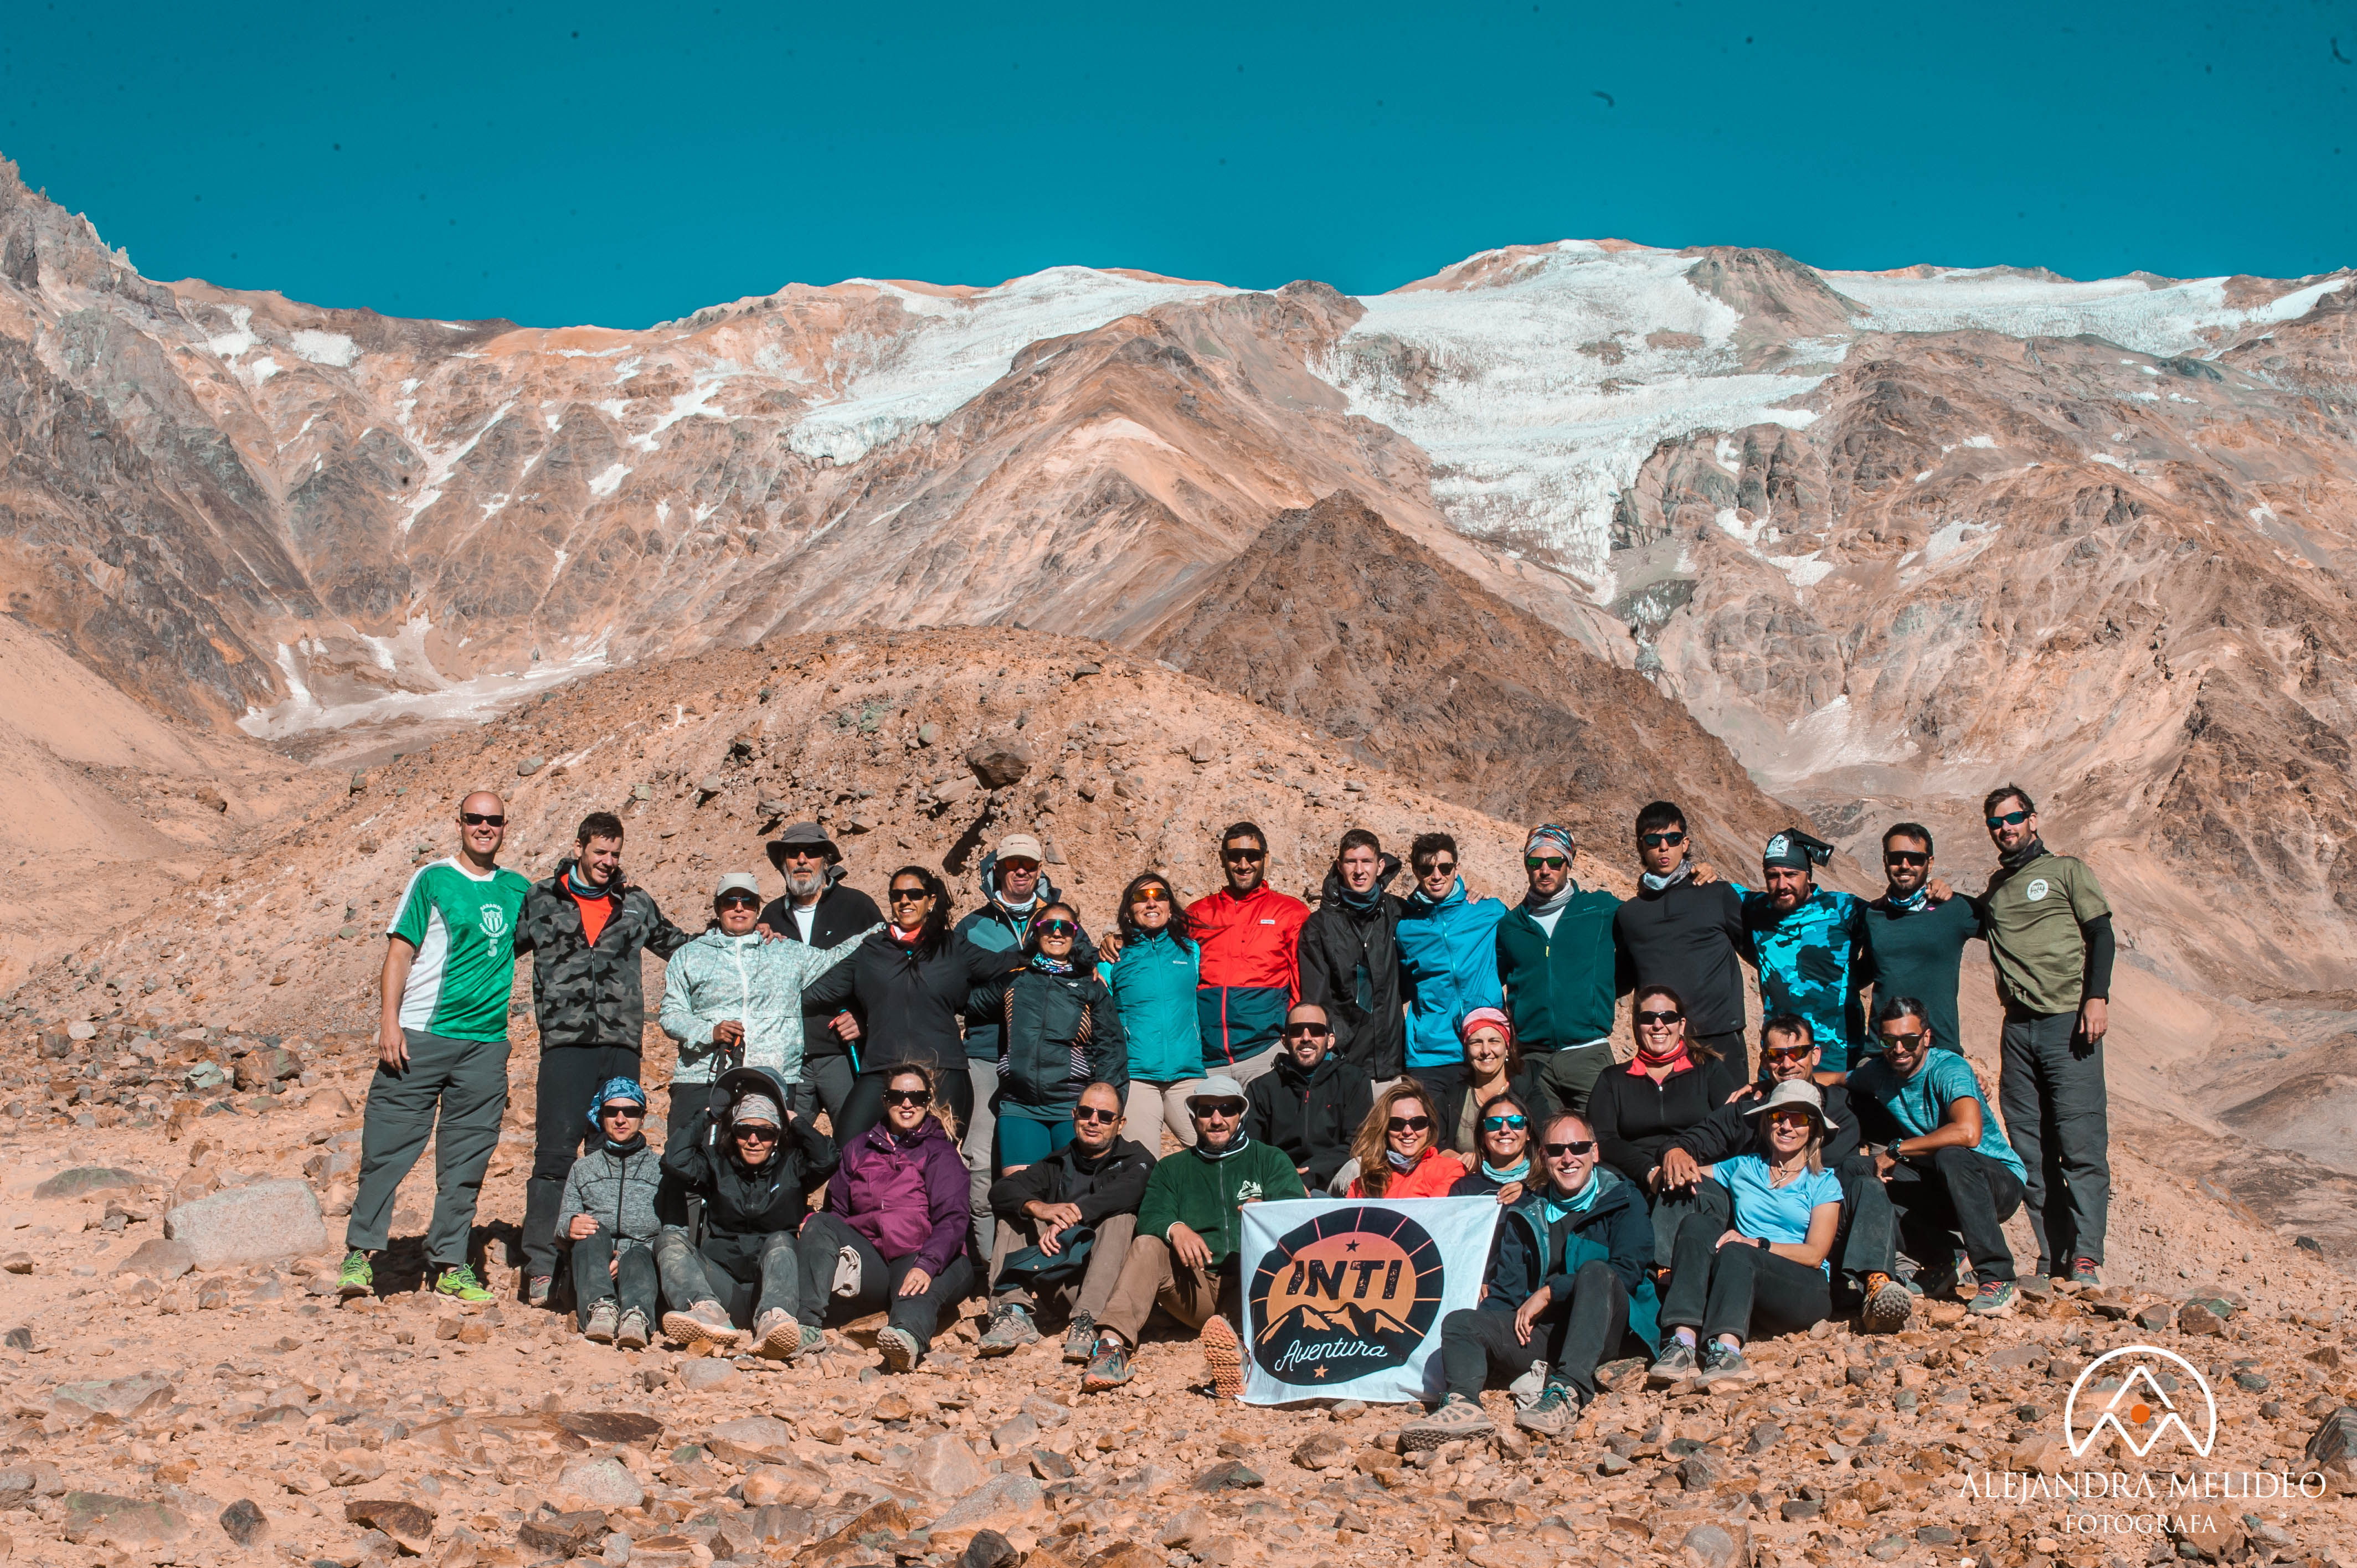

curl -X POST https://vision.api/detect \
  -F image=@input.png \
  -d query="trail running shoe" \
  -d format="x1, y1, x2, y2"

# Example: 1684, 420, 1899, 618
582, 1299, 619, 1343
527, 1274, 554, 1308
615, 1308, 651, 1350
1969, 1279, 2019, 1317
1647, 1339, 1699, 1388
2067, 1257, 2103, 1288
752, 1309, 804, 1360
1081, 1334, 1133, 1392
662, 1301, 747, 1354
1697, 1341, 1753, 1386
435, 1264, 494, 1303
1862, 1273, 1914, 1334
877, 1326, 921, 1372
337, 1251, 373, 1299
1062, 1311, 1099, 1364
1402, 1392, 1496, 1450
976, 1303, 1039, 1358
1515, 1383, 1579, 1438
1199, 1313, 1246, 1399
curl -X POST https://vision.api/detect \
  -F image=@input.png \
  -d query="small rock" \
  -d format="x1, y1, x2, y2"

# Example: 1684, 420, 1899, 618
1676, 1453, 1723, 1490
1291, 1432, 1353, 1470
1865, 1534, 1910, 1561
907, 1432, 986, 1498
1157, 1507, 1212, 1548
991, 1414, 1039, 1453
679, 1358, 735, 1391
50, 1372, 176, 1421
343, 1498, 435, 1555
557, 1411, 665, 1446
2233, 1370, 2271, 1392
518, 1510, 611, 1556
1190, 1459, 1263, 1492
965, 744, 1032, 788
218, 1498, 269, 1546
113, 1237, 195, 1280
1744, 1422, 1783, 1455
1680, 1520, 1748, 1568
34, 1167, 145, 1200
2305, 1407, 2357, 1466
2135, 1303, 2175, 1332
1780, 1498, 1821, 1521
917, 723, 941, 747
2178, 1301, 2227, 1338
2, 1327, 30, 1350
1916, 1525, 1959, 1545
557, 1457, 646, 1510
960, 1528, 1017, 1568
1028, 1447, 1075, 1480
922, 1473, 1045, 1552
517, 757, 545, 777
1, 1256, 30, 1276
62, 1491, 190, 1548
162, 1178, 326, 1268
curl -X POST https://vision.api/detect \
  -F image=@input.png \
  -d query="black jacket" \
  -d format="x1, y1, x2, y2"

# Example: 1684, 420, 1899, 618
801, 930, 1026, 1074
971, 967, 1129, 1119
1297, 861, 1408, 1080
662, 1066, 839, 1281
1435, 1067, 1540, 1157
756, 878, 887, 1061
986, 1135, 1157, 1226
1480, 1168, 1653, 1309
516, 862, 693, 1050
1610, 875, 1754, 1039
1586, 1059, 1731, 1188
1245, 1050, 1374, 1189
1668, 1079, 1862, 1168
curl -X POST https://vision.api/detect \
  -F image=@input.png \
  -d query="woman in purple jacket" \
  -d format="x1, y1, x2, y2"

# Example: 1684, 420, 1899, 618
795, 1061, 974, 1370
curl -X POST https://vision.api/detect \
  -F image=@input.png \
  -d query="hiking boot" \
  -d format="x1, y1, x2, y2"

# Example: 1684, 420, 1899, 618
1515, 1382, 1579, 1438
2066, 1257, 2102, 1288
876, 1325, 922, 1372
1198, 1313, 1246, 1399
583, 1299, 620, 1343
752, 1309, 804, 1360
976, 1303, 1039, 1358
1402, 1393, 1497, 1451
1861, 1273, 1913, 1334
1647, 1339, 1699, 1388
1062, 1311, 1099, 1364
1969, 1280, 2019, 1317
790, 1324, 825, 1360
662, 1300, 747, 1353
435, 1264, 494, 1303
1697, 1341, 1753, 1386
336, 1251, 373, 1299
1081, 1334, 1133, 1392
615, 1308, 651, 1350
527, 1274, 554, 1309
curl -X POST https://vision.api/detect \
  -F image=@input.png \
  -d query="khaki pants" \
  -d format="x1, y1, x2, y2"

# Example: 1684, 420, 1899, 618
1097, 1232, 1239, 1345
987, 1213, 1136, 1322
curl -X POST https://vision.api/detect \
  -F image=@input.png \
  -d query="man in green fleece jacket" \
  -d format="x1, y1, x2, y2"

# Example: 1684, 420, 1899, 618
1498, 823, 1625, 1118
1082, 1075, 1305, 1397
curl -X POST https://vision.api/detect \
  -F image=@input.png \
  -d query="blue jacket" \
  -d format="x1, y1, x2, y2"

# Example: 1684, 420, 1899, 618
1099, 928, 1202, 1084
1481, 1166, 1659, 1352
1396, 879, 1508, 1071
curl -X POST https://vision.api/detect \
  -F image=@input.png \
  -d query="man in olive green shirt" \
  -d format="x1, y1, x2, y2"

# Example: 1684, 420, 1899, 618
1979, 784, 2116, 1288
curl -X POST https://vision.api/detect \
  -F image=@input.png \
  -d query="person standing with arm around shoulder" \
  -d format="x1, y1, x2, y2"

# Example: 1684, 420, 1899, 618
1858, 822, 1980, 1063
1499, 824, 1622, 1121
1395, 832, 1509, 1103
754, 822, 884, 1123
1611, 802, 1754, 1089
1977, 785, 2115, 1288
1100, 872, 1206, 1147
1297, 829, 1409, 1090
338, 791, 533, 1306
1186, 823, 1311, 1086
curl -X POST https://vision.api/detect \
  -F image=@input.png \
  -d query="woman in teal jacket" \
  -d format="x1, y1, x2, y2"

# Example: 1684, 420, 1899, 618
1099, 873, 1204, 1148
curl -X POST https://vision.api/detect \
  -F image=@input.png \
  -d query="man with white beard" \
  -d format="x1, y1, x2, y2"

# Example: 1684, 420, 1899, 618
756, 822, 884, 1121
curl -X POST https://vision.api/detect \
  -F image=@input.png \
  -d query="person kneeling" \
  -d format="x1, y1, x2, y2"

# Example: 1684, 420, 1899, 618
794, 1063, 976, 1373
1650, 1080, 1843, 1387
979, 1081, 1158, 1362
1406, 1112, 1655, 1446
1081, 1076, 1306, 1396
656, 1066, 838, 1358
561, 1079, 666, 1348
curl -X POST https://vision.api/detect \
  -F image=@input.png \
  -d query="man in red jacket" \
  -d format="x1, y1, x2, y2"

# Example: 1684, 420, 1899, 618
1187, 822, 1311, 1086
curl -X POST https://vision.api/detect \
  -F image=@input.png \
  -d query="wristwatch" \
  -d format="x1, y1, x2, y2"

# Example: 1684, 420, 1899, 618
1756, 1236, 1769, 1251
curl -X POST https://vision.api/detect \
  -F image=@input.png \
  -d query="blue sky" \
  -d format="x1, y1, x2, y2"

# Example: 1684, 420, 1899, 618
4, 1, 2351, 328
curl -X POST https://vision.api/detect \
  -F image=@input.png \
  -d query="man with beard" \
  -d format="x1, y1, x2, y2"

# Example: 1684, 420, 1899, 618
1297, 829, 1407, 1088
756, 822, 883, 1122
1611, 802, 1753, 1083
1497, 823, 1623, 1118
1979, 785, 2114, 1288
1740, 829, 1869, 1079
1859, 823, 1978, 1061
1188, 822, 1311, 1084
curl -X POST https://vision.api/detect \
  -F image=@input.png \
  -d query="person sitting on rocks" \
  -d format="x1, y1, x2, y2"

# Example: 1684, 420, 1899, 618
1080, 1075, 1306, 1397
1436, 1008, 1536, 1156
1343, 1081, 1471, 1199
1589, 984, 1732, 1273
1405, 1110, 1655, 1446
793, 1062, 975, 1373
977, 1080, 1158, 1362
1655, 1014, 1913, 1333
558, 1077, 666, 1349
1244, 1003, 1372, 1195
656, 1065, 839, 1359
1448, 1089, 1535, 1204
1650, 1080, 1845, 1388
1847, 994, 2027, 1317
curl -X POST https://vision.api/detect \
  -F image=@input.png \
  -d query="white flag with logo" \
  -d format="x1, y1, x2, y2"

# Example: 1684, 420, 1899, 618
1237, 1196, 1498, 1406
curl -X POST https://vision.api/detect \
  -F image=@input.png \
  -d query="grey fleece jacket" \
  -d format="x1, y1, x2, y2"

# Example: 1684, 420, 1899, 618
556, 1139, 666, 1247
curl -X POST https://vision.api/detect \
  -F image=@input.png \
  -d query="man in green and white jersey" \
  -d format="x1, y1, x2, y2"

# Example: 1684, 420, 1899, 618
339, 791, 532, 1303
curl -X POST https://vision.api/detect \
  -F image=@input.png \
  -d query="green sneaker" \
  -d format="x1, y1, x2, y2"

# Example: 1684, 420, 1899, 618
435, 1263, 494, 1303
337, 1250, 373, 1298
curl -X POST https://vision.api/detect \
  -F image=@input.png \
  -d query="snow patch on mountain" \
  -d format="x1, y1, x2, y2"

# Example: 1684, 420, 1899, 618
1823, 267, 2352, 357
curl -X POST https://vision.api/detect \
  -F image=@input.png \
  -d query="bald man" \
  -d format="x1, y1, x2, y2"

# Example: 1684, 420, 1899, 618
339, 791, 534, 1304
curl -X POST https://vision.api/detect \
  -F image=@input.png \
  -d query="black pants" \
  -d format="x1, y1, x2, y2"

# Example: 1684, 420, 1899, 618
1439, 1258, 1628, 1401
523, 1044, 642, 1284
1883, 1146, 2023, 1283
2000, 1009, 2109, 1273
1648, 1177, 1732, 1271
570, 1228, 659, 1328
795, 1211, 976, 1353
836, 1065, 975, 1148
796, 1053, 858, 1124
1660, 1211, 1831, 1344
1833, 1153, 1901, 1283
653, 1226, 802, 1325
1692, 1029, 1750, 1103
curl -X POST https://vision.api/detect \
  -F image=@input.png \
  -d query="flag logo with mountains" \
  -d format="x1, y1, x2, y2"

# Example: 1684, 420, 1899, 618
1246, 1205, 1448, 1387
2063, 1345, 2217, 1459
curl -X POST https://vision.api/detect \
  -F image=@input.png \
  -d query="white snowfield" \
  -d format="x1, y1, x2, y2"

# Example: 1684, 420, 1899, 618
1823, 267, 2349, 357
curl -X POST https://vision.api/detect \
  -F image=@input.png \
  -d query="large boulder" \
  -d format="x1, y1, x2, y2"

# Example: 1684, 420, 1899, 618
34, 1168, 144, 1200
927, 1474, 1045, 1553
49, 1373, 174, 1423
163, 1179, 326, 1268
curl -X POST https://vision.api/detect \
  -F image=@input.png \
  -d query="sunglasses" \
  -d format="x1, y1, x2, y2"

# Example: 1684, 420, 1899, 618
1764, 1109, 1817, 1128
1543, 1139, 1597, 1158
461, 812, 506, 827
1986, 809, 2031, 828
1640, 831, 1686, 849
1223, 848, 1266, 863
1878, 1030, 1928, 1051
999, 859, 1041, 874
1387, 1115, 1433, 1134
882, 1089, 932, 1108
1636, 1009, 1684, 1027
1072, 1105, 1120, 1125
734, 1125, 780, 1141
1132, 889, 1172, 904
717, 894, 761, 909
1525, 855, 1569, 870
1036, 919, 1079, 937
779, 845, 827, 861
1883, 850, 1929, 866
888, 888, 932, 903
1417, 861, 1457, 876
1480, 1113, 1529, 1132
1191, 1098, 1247, 1117
1283, 1023, 1333, 1039
1763, 1044, 1814, 1064
599, 1105, 645, 1120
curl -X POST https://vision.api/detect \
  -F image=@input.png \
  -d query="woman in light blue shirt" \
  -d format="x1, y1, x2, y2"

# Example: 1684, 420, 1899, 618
1649, 1079, 1843, 1388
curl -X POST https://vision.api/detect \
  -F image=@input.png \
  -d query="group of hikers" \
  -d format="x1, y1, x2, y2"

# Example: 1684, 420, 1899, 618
332, 784, 2116, 1433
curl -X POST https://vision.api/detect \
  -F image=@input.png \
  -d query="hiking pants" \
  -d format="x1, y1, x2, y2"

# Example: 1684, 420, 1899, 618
1647, 1177, 1732, 1271
964, 1058, 1001, 1260
654, 1226, 802, 1325
523, 1043, 642, 1285
2000, 1008, 2109, 1273
795, 1052, 858, 1125
1098, 1235, 1238, 1345
570, 1229, 659, 1329
988, 1213, 1137, 1323
1660, 1211, 1831, 1344
1884, 1146, 2023, 1283
345, 1030, 510, 1269
795, 1211, 975, 1353
1439, 1258, 1628, 1401
1832, 1153, 1900, 1283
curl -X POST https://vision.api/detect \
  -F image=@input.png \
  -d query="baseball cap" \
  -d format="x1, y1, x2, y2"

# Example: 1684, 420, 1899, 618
995, 832, 1045, 865
714, 873, 761, 900
1187, 1075, 1248, 1110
